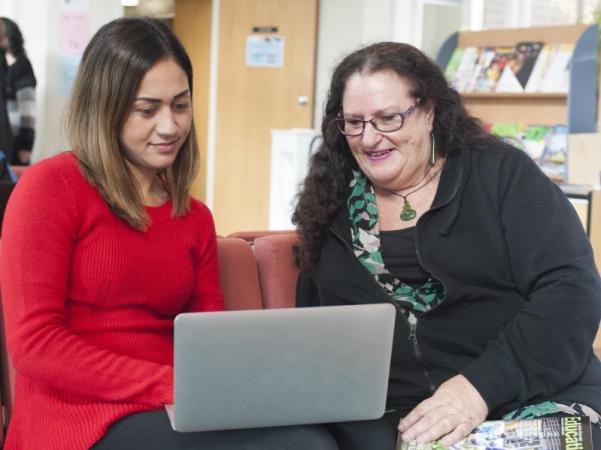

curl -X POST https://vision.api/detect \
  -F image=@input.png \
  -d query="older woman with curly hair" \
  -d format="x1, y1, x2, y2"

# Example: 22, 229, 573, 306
293, 42, 601, 449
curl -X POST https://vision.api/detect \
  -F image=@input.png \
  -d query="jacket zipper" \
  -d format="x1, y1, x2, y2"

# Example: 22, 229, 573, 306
408, 321, 436, 394
329, 227, 438, 395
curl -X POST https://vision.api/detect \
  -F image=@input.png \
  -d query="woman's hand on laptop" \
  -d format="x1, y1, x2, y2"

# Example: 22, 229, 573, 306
397, 374, 488, 447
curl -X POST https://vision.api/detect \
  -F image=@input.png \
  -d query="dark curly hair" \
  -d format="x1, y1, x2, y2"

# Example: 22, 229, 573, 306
292, 41, 492, 271
1, 17, 25, 58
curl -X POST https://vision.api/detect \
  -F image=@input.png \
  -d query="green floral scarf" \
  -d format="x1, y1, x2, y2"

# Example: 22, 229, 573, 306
347, 171, 445, 317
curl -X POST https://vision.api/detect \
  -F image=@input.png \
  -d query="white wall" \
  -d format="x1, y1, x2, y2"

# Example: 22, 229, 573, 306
2, 0, 425, 164
313, 0, 420, 128
0, 0, 123, 162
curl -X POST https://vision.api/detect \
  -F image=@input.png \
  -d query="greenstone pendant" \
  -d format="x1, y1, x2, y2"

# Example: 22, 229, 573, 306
400, 200, 417, 221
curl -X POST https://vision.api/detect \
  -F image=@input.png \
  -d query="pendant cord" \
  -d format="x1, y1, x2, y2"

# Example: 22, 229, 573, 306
381, 157, 445, 221
384, 157, 445, 201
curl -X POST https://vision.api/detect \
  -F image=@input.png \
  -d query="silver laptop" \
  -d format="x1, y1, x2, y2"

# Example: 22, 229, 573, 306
165, 303, 395, 432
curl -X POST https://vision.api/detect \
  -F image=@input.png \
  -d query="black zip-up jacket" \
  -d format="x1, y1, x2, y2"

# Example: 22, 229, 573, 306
297, 142, 601, 419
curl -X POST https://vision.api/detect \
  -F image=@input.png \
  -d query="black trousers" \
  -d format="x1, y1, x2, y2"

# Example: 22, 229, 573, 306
91, 410, 339, 450
91, 410, 401, 450
91, 409, 600, 450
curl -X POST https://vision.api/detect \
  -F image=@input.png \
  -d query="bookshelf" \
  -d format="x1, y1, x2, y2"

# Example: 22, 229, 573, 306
436, 24, 599, 133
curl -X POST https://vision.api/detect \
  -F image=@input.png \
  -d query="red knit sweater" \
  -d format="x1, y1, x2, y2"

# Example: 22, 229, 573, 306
0, 152, 224, 449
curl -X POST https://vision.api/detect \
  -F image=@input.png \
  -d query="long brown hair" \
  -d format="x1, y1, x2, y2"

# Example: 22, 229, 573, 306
66, 17, 199, 229
292, 42, 491, 271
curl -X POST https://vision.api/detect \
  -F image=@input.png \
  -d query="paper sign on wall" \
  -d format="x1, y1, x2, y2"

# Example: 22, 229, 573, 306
58, 54, 81, 98
60, 0, 89, 10
59, 10, 90, 54
246, 36, 284, 68
58, 0, 90, 97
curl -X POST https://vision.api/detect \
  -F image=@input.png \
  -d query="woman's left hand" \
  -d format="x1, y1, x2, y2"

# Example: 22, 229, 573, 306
398, 374, 488, 446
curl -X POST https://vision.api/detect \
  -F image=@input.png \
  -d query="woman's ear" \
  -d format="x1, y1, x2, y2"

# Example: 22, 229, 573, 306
421, 99, 435, 133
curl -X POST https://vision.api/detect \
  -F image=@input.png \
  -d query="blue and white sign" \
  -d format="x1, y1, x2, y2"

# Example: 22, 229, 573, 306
246, 36, 284, 68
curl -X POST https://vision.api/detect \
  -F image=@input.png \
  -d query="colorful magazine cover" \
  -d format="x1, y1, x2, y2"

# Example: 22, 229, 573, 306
539, 44, 574, 93
521, 125, 552, 160
489, 122, 525, 151
397, 416, 593, 450
450, 47, 479, 92
445, 47, 465, 81
466, 46, 514, 92
524, 44, 553, 93
539, 125, 568, 183
465, 47, 497, 92
496, 41, 544, 92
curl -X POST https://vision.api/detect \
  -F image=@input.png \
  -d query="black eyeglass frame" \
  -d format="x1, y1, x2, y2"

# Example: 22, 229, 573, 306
334, 103, 419, 136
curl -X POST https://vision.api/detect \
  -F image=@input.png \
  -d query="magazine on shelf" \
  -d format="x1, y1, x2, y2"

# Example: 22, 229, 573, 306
539, 124, 568, 183
496, 41, 544, 92
465, 47, 496, 92
396, 415, 593, 450
469, 47, 513, 93
489, 122, 566, 180
524, 44, 553, 93
449, 47, 479, 92
444, 47, 465, 81
538, 44, 574, 93
490, 123, 552, 161
521, 125, 552, 160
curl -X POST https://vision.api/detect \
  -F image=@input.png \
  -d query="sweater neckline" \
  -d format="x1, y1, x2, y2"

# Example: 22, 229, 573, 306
145, 198, 172, 221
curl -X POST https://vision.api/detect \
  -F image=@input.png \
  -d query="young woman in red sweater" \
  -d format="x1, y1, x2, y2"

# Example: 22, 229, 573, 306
0, 17, 338, 450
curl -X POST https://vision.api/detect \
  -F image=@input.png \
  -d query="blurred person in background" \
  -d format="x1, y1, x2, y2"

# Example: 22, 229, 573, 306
1, 17, 36, 165
0, 19, 12, 158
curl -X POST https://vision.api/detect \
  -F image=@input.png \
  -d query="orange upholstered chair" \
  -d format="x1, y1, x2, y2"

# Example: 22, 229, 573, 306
227, 230, 295, 243
216, 237, 263, 310
253, 232, 300, 309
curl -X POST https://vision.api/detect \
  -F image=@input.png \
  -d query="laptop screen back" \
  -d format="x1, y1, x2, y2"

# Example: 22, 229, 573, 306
171, 303, 395, 432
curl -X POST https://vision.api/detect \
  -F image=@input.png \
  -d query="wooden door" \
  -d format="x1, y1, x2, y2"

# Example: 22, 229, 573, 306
213, 0, 318, 234
174, 0, 213, 202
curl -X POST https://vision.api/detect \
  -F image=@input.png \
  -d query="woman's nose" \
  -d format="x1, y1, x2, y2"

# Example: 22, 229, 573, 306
361, 121, 382, 148
156, 109, 178, 136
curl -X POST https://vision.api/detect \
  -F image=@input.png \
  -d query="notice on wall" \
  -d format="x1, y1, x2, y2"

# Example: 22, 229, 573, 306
246, 36, 284, 68
58, 0, 90, 97
59, 9, 90, 54
60, 0, 89, 9
58, 54, 81, 98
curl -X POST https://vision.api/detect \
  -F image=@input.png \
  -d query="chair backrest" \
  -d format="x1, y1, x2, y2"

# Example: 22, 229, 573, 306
227, 230, 295, 242
216, 237, 263, 310
253, 232, 300, 309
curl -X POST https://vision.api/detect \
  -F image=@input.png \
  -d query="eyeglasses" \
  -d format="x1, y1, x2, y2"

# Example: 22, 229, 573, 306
335, 104, 418, 136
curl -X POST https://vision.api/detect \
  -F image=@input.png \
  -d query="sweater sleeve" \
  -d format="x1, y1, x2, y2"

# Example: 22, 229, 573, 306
0, 159, 173, 407
183, 202, 225, 313
460, 149, 601, 413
